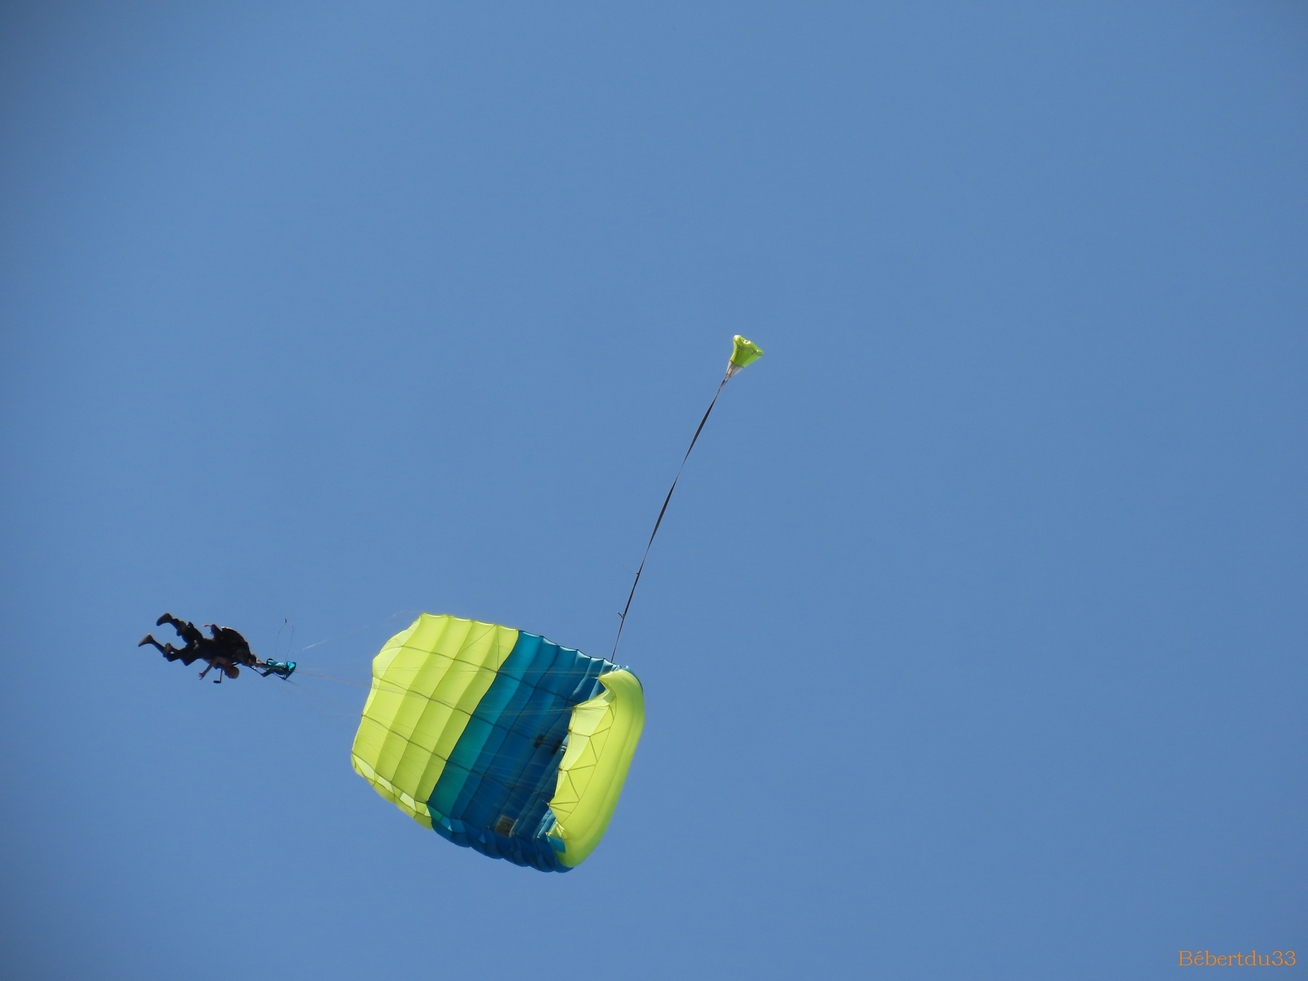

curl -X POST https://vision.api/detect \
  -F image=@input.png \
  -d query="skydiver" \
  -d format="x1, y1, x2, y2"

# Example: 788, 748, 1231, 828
138, 613, 252, 682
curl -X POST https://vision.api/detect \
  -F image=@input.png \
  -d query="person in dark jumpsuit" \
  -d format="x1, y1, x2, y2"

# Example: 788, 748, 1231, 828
138, 613, 257, 682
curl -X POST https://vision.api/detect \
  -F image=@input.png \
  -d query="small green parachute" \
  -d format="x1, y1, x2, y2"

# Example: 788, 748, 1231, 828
729, 334, 764, 374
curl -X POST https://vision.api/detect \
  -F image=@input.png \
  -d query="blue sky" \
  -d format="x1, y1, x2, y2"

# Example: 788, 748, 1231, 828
1, 3, 1305, 979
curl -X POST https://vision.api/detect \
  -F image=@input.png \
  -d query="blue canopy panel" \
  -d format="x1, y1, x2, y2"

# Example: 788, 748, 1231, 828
425, 630, 614, 871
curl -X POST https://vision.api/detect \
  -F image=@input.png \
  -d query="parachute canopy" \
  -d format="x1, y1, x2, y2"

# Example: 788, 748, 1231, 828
351, 614, 644, 871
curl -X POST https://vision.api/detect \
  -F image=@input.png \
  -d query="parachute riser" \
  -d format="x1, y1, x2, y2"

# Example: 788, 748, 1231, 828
610, 335, 763, 658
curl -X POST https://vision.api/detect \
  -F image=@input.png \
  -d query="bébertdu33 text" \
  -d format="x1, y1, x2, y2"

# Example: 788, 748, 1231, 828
1178, 951, 1296, 967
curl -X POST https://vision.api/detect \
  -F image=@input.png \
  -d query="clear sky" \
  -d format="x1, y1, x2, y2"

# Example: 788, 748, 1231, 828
1, 4, 1305, 979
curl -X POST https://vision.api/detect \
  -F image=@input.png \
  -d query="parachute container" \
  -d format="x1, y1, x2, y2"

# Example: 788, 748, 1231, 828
350, 614, 644, 871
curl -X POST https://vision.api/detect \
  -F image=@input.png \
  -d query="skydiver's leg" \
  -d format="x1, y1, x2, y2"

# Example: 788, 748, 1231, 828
158, 642, 186, 662
142, 635, 188, 661
157, 614, 204, 648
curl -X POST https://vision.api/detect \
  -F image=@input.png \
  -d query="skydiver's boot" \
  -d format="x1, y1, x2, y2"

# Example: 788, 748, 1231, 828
139, 634, 166, 654
156, 613, 175, 627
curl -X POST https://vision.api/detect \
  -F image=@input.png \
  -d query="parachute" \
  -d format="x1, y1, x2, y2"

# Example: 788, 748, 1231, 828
351, 614, 644, 871
349, 336, 761, 870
